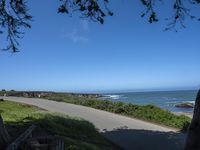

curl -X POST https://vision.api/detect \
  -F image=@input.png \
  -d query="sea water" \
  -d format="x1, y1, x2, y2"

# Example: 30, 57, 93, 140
102, 90, 198, 113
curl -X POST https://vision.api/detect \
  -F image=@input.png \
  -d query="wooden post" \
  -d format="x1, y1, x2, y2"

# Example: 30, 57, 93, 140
0, 114, 10, 148
185, 90, 200, 150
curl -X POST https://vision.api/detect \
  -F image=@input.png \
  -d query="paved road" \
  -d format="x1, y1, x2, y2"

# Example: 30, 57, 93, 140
1, 96, 186, 150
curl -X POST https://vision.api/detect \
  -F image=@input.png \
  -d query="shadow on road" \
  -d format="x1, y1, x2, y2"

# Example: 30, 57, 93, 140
102, 128, 186, 150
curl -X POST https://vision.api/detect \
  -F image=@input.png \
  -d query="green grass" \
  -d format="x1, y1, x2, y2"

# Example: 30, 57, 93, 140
43, 93, 191, 131
0, 91, 192, 131
0, 101, 120, 150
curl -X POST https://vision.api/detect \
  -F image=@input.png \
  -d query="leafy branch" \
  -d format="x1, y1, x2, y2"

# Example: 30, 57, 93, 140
1, 0, 200, 53
0, 0, 32, 52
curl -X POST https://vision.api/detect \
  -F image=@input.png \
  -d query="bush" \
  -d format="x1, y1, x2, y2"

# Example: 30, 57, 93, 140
14, 92, 192, 131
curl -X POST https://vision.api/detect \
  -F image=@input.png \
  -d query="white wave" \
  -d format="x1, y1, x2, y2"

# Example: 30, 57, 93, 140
104, 95, 121, 99
166, 100, 195, 107
185, 101, 195, 104
166, 100, 195, 104
166, 101, 181, 104
162, 97, 178, 100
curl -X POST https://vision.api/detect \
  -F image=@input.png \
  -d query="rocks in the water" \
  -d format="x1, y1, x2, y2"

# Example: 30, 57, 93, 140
175, 102, 194, 108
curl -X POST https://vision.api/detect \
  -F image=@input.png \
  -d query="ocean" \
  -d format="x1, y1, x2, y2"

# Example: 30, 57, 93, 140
102, 90, 198, 113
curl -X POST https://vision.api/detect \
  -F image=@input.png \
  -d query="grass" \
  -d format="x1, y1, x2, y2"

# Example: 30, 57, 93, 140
0, 101, 121, 150
0, 91, 192, 131
42, 93, 191, 131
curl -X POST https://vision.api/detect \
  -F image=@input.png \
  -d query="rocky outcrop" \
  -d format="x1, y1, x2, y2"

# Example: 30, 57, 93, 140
175, 103, 194, 108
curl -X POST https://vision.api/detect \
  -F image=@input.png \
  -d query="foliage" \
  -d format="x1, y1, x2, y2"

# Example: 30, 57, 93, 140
0, 0, 112, 53
0, 101, 120, 150
43, 93, 191, 131
0, 0, 32, 52
58, 0, 113, 24
1, 0, 200, 52
0, 91, 192, 131
140, 0, 200, 31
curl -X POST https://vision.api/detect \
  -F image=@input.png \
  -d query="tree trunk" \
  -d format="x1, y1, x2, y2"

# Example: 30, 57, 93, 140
0, 114, 10, 149
185, 90, 200, 150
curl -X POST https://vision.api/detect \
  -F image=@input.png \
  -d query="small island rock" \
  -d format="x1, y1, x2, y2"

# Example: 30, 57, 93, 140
175, 102, 194, 108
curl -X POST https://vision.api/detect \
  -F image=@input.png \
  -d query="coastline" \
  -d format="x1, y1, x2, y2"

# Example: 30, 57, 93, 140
101, 91, 196, 114
174, 112, 193, 118
3, 97, 186, 150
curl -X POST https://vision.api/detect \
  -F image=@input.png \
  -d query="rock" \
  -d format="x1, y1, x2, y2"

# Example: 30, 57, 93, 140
0, 99, 4, 102
175, 102, 194, 108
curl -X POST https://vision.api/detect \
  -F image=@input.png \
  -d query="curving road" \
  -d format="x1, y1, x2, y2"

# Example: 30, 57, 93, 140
1, 96, 186, 150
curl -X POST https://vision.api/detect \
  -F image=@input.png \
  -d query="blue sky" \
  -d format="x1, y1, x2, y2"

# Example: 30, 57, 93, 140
0, 1, 200, 92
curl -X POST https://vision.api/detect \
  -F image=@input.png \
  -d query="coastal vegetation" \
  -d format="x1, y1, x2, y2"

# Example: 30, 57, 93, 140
0, 91, 191, 131
0, 100, 120, 150
45, 93, 191, 131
